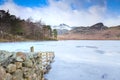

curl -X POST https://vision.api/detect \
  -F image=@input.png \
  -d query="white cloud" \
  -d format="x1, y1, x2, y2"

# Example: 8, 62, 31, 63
0, 0, 120, 26
104, 16, 120, 27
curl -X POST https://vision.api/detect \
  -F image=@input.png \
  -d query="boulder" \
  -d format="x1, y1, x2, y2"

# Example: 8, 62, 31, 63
32, 73, 37, 79
0, 50, 13, 62
22, 67, 35, 78
16, 56, 24, 62
12, 69, 23, 80
15, 62, 22, 69
16, 52, 26, 61
7, 64, 16, 73
0, 66, 6, 80
5, 73, 12, 80
23, 59, 33, 68
23, 68, 33, 79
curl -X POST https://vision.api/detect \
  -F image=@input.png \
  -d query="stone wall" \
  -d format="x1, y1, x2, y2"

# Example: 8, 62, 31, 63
0, 50, 55, 80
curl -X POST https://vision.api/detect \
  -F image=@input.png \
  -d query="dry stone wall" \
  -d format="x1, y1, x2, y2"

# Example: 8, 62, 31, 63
0, 50, 55, 80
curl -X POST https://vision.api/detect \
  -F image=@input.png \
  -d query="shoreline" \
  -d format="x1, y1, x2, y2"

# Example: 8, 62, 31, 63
0, 38, 58, 42
0, 39, 120, 43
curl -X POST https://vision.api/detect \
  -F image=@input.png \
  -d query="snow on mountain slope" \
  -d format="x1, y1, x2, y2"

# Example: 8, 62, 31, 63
52, 23, 72, 30
52, 24, 72, 35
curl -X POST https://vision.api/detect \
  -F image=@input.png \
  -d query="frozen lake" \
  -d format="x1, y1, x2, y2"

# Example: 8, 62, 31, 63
0, 40, 120, 80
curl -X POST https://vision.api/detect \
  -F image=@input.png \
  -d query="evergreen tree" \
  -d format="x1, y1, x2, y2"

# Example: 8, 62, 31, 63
53, 29, 57, 39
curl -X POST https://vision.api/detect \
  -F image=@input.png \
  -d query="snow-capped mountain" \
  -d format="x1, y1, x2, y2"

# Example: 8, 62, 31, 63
52, 23, 72, 30
52, 24, 72, 35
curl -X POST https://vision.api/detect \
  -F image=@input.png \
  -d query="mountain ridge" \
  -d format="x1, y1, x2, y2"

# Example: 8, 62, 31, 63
58, 23, 120, 40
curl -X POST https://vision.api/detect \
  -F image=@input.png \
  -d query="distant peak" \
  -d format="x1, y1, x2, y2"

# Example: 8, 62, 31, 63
59, 23, 69, 27
90, 22, 107, 30
52, 23, 72, 30
91, 23, 104, 27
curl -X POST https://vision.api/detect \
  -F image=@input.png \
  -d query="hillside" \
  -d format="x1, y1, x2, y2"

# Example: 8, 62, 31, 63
0, 10, 57, 41
58, 23, 120, 40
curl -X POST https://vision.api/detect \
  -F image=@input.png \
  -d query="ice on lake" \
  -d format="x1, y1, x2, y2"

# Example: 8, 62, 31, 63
0, 40, 120, 80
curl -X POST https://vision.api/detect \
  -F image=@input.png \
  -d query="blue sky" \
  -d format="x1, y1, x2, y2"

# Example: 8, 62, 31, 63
107, 0, 120, 14
13, 0, 49, 7
1, 0, 119, 12
0, 0, 120, 26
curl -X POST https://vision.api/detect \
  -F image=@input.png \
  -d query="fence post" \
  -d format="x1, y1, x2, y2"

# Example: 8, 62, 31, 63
30, 46, 34, 52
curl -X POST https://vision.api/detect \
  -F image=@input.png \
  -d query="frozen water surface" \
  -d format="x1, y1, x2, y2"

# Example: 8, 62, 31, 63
0, 40, 120, 80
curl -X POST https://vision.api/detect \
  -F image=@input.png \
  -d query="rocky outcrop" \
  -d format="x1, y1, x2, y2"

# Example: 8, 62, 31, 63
0, 50, 55, 80
71, 27, 91, 34
90, 23, 108, 30
71, 23, 108, 33
69, 23, 108, 35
